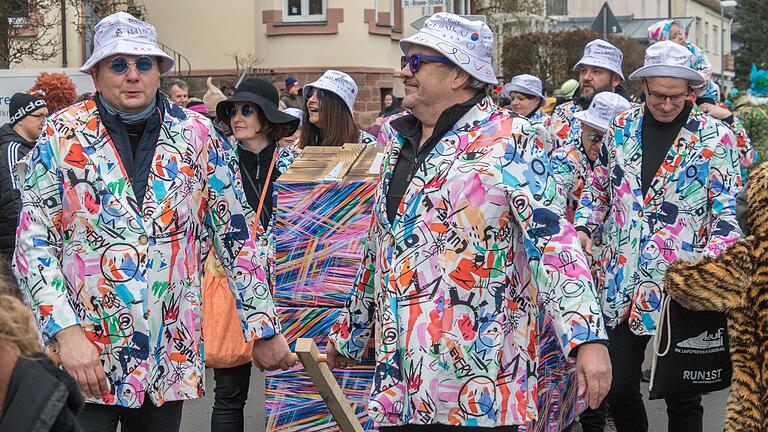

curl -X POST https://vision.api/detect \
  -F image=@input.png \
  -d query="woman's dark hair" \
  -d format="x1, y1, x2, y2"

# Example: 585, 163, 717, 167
299, 89, 358, 148
228, 104, 295, 141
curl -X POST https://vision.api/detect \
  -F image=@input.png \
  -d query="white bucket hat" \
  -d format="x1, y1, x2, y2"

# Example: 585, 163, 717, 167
503, 74, 545, 105
629, 41, 705, 85
574, 39, 625, 80
80, 12, 175, 74
573, 92, 632, 133
303, 70, 358, 114
400, 12, 498, 85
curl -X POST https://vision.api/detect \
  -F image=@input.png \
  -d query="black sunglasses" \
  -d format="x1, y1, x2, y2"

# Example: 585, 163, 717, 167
305, 87, 328, 101
109, 56, 154, 74
226, 104, 256, 118
400, 54, 453, 74
588, 131, 604, 144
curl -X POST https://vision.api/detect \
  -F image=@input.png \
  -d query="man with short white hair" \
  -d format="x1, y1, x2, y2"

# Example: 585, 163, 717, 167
575, 40, 743, 432
13, 12, 294, 432
551, 39, 625, 150
326, 12, 611, 431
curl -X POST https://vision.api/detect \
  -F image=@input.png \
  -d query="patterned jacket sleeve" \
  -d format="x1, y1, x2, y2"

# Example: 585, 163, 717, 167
574, 124, 614, 234
203, 123, 280, 342
728, 116, 756, 181
13, 119, 79, 344
328, 212, 377, 360
507, 134, 607, 357
705, 126, 743, 257
550, 147, 579, 202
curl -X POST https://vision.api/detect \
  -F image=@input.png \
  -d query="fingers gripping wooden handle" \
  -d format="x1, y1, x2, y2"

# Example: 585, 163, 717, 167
292, 338, 364, 432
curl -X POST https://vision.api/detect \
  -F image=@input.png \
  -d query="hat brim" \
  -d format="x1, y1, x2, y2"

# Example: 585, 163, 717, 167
302, 81, 355, 114
573, 110, 608, 133
216, 92, 300, 136
629, 65, 705, 85
80, 40, 175, 74
574, 57, 625, 81
503, 83, 545, 106
400, 33, 498, 85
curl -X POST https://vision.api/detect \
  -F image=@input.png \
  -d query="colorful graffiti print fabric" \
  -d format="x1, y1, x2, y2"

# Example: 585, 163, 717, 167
13, 99, 280, 408
328, 97, 607, 428
574, 104, 742, 336
549, 101, 583, 151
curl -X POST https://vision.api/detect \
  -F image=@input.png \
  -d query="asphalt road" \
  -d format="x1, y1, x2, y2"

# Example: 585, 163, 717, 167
180, 364, 728, 432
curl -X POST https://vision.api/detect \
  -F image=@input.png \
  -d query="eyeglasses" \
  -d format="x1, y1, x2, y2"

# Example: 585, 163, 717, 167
400, 54, 453, 74
226, 104, 256, 118
643, 79, 689, 105
305, 87, 327, 101
109, 56, 155, 74
588, 132, 604, 144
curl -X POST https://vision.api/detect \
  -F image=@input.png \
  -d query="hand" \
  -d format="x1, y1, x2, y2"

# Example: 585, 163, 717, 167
56, 325, 109, 400
575, 343, 612, 410
699, 103, 732, 120
252, 333, 296, 371
325, 340, 357, 370
578, 231, 593, 258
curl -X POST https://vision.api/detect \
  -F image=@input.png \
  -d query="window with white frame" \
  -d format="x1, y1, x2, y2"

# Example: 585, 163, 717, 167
283, 0, 327, 23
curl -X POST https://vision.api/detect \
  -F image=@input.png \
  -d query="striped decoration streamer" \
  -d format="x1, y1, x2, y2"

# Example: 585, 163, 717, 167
274, 181, 377, 308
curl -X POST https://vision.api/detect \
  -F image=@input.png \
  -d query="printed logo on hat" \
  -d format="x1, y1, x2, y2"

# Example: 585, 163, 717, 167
10, 98, 47, 125
628, 40, 705, 83
574, 92, 632, 132
303, 70, 359, 114
576, 39, 625, 80
400, 12, 498, 84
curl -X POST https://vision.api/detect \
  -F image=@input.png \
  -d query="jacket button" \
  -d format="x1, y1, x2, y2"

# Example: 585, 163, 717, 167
139, 235, 149, 245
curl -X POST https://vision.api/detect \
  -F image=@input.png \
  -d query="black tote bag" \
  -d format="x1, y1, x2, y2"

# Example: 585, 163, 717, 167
649, 295, 732, 400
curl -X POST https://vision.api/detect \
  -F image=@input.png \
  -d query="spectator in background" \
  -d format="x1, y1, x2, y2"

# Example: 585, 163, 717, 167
0, 93, 48, 262
279, 107, 303, 148
28, 72, 77, 112
0, 259, 85, 432
186, 98, 212, 118
298, 70, 376, 148
164, 77, 189, 106
378, 93, 401, 118
280, 76, 303, 109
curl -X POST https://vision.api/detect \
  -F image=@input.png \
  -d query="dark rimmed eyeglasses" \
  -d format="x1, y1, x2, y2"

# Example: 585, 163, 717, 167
643, 78, 690, 105
226, 104, 257, 118
109, 56, 155, 74
400, 54, 453, 74
588, 131, 605, 144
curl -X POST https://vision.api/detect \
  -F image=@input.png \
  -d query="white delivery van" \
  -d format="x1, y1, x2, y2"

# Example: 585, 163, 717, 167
0, 68, 95, 124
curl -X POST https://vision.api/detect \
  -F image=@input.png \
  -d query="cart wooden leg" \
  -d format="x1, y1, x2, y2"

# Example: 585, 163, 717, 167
292, 338, 365, 432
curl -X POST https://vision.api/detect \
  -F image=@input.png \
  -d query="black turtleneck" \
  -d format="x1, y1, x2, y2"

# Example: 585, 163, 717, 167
238, 141, 279, 230
640, 103, 693, 197
386, 93, 484, 225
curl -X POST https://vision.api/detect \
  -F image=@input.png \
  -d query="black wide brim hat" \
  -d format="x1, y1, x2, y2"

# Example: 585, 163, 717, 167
216, 78, 300, 136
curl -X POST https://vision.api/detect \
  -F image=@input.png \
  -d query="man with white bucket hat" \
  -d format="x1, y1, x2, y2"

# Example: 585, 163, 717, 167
550, 39, 626, 150
574, 40, 742, 432
326, 12, 610, 431
12, 12, 293, 432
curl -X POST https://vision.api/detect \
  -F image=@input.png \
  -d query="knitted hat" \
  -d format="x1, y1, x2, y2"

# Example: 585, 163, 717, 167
285, 76, 299, 91
9, 93, 47, 126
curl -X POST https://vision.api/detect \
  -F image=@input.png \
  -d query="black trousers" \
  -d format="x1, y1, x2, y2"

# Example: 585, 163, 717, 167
77, 399, 183, 432
380, 425, 518, 431
578, 400, 608, 432
211, 362, 252, 432
607, 321, 703, 432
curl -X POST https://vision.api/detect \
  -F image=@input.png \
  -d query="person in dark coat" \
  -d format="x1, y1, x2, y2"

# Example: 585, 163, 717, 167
0, 93, 48, 260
